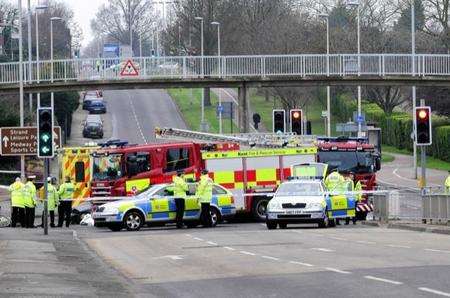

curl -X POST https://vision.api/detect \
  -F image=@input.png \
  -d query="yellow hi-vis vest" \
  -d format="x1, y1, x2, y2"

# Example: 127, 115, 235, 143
324, 172, 345, 192
23, 181, 36, 208
172, 175, 188, 199
58, 182, 75, 201
9, 181, 25, 208
43, 184, 59, 211
445, 175, 450, 194
196, 175, 213, 204
354, 181, 363, 202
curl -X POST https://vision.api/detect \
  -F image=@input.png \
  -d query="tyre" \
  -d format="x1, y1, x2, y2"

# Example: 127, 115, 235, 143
278, 223, 287, 229
210, 207, 220, 227
123, 210, 144, 231
266, 221, 277, 230
108, 224, 122, 232
252, 197, 269, 222
0, 216, 11, 228
318, 209, 329, 228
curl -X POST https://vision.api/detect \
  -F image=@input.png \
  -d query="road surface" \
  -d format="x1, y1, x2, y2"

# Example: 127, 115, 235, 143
106, 89, 187, 144
78, 223, 450, 297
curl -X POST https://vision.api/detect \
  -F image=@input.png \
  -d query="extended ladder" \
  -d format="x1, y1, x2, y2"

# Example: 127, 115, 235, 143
154, 127, 316, 148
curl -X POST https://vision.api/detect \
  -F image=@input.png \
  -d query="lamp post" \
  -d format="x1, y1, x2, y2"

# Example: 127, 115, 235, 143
319, 13, 331, 137
211, 21, 222, 133
347, 0, 362, 136
35, 5, 47, 109
195, 16, 207, 131
50, 17, 62, 110
27, 0, 32, 114
411, 0, 418, 178
17, 0, 25, 177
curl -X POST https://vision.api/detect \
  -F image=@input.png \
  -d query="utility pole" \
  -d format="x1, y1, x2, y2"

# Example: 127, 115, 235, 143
27, 0, 32, 114
411, 0, 418, 178
18, 0, 25, 178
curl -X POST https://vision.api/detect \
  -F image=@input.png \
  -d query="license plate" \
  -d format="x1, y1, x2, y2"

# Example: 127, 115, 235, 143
286, 210, 303, 215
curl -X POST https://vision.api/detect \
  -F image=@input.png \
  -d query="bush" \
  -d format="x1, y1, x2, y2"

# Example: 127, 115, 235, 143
432, 126, 450, 162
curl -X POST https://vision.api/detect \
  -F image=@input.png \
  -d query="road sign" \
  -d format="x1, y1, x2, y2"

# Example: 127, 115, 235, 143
120, 59, 139, 77
216, 102, 233, 119
0, 127, 61, 156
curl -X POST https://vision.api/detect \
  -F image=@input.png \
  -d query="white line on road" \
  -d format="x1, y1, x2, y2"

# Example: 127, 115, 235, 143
207, 241, 218, 246
329, 236, 347, 241
386, 244, 411, 249
223, 246, 236, 251
418, 287, 450, 297
128, 95, 148, 144
193, 237, 204, 241
364, 276, 403, 285
289, 261, 314, 267
311, 248, 334, 252
393, 168, 417, 182
325, 267, 352, 274
356, 240, 376, 245
184, 234, 192, 237
261, 256, 280, 261
425, 248, 450, 254
240, 251, 256, 256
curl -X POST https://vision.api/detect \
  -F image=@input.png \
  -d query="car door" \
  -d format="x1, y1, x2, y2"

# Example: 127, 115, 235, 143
184, 184, 200, 219
148, 186, 176, 222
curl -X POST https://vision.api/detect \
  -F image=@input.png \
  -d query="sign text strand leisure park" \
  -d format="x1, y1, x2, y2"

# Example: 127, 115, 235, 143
0, 127, 61, 156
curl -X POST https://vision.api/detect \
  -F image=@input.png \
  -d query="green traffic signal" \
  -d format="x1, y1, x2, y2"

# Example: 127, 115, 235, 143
41, 133, 51, 143
38, 108, 54, 158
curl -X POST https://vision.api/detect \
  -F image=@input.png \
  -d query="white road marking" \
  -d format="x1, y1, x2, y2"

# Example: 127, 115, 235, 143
425, 248, 450, 254
364, 276, 403, 285
207, 241, 218, 246
393, 168, 417, 182
72, 230, 79, 241
184, 234, 192, 237
193, 237, 203, 241
329, 236, 347, 241
311, 248, 334, 252
289, 261, 314, 267
240, 251, 256, 256
261, 256, 280, 261
386, 244, 411, 249
154, 255, 184, 261
223, 246, 236, 251
325, 267, 352, 274
128, 95, 148, 144
356, 240, 376, 245
418, 287, 450, 297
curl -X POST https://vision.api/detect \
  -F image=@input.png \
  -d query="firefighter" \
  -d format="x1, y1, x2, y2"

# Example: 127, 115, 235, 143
23, 175, 37, 228
9, 177, 25, 227
196, 170, 213, 228
445, 171, 450, 194
58, 176, 74, 228
172, 170, 189, 229
41, 177, 59, 228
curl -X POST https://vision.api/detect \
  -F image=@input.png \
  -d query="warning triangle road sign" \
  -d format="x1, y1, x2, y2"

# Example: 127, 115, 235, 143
120, 59, 139, 77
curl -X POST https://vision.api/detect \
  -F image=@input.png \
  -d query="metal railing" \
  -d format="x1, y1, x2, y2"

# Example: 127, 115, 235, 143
2, 54, 450, 85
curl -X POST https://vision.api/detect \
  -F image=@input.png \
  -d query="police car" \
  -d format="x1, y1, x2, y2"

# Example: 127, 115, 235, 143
266, 163, 357, 229
93, 183, 236, 231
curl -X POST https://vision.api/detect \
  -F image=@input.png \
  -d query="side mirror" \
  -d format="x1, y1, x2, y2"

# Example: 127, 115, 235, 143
375, 156, 381, 171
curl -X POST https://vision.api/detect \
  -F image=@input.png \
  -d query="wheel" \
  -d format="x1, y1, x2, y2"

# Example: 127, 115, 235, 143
318, 209, 329, 228
278, 223, 287, 229
123, 211, 144, 231
266, 221, 277, 230
0, 216, 11, 228
252, 197, 269, 222
210, 207, 220, 227
108, 224, 122, 232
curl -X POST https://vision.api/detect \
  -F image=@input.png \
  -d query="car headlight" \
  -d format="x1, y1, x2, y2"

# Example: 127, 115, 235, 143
268, 201, 281, 211
102, 206, 119, 215
308, 202, 324, 210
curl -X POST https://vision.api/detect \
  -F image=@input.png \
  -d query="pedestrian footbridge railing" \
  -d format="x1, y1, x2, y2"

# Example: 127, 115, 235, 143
2, 54, 450, 85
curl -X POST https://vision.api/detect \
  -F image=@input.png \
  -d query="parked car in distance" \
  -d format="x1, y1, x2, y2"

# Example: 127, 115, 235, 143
87, 100, 107, 114
82, 114, 104, 139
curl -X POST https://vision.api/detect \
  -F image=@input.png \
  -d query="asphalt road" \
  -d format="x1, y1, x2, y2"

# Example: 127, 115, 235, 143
105, 89, 187, 144
75, 223, 450, 298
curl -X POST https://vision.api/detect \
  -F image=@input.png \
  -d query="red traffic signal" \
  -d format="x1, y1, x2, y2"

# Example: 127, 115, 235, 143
290, 109, 303, 135
415, 106, 432, 146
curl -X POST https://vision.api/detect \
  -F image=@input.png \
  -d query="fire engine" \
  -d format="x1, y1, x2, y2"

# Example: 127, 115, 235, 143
317, 137, 381, 220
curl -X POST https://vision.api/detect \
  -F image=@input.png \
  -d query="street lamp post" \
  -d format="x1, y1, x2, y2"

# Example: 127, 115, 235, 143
195, 16, 207, 132
347, 0, 362, 136
50, 17, 62, 109
17, 0, 25, 177
211, 21, 222, 133
35, 5, 47, 108
27, 0, 32, 114
411, 0, 418, 177
319, 13, 331, 137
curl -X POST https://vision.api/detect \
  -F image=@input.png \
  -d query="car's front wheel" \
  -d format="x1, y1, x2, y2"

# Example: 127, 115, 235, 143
124, 211, 144, 231
210, 207, 220, 227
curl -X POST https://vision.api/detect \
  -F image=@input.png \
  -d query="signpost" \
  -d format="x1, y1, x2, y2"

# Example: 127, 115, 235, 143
0, 127, 61, 156
120, 59, 139, 77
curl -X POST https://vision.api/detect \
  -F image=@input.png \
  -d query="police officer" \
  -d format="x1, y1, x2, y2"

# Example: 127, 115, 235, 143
172, 170, 189, 229
445, 171, 450, 194
196, 170, 213, 228
41, 177, 59, 228
324, 170, 345, 193
342, 171, 355, 225
23, 175, 37, 228
9, 177, 25, 227
58, 176, 74, 228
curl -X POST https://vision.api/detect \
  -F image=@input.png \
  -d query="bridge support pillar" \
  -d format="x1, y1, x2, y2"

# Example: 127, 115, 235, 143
238, 85, 249, 133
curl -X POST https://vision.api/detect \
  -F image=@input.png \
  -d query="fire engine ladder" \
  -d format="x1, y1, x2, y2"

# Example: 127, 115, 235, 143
155, 127, 316, 148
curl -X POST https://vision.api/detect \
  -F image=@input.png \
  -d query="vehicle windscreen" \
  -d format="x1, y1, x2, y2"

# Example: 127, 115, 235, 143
86, 122, 101, 128
91, 101, 104, 106
136, 185, 164, 199
276, 182, 322, 196
318, 151, 375, 174
93, 154, 123, 180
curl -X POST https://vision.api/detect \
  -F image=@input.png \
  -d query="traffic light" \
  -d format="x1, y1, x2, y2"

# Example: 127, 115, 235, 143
415, 106, 432, 146
273, 110, 285, 133
37, 107, 54, 158
290, 109, 303, 135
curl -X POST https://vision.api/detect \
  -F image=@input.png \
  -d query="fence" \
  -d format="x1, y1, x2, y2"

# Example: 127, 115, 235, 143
3, 54, 450, 85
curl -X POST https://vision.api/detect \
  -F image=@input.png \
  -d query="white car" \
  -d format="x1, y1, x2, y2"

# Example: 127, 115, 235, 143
266, 179, 357, 229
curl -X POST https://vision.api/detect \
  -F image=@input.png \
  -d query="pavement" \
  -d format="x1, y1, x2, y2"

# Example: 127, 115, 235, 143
378, 153, 448, 191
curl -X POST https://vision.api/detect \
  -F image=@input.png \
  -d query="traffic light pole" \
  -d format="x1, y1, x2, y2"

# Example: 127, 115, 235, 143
43, 159, 49, 235
420, 146, 426, 193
